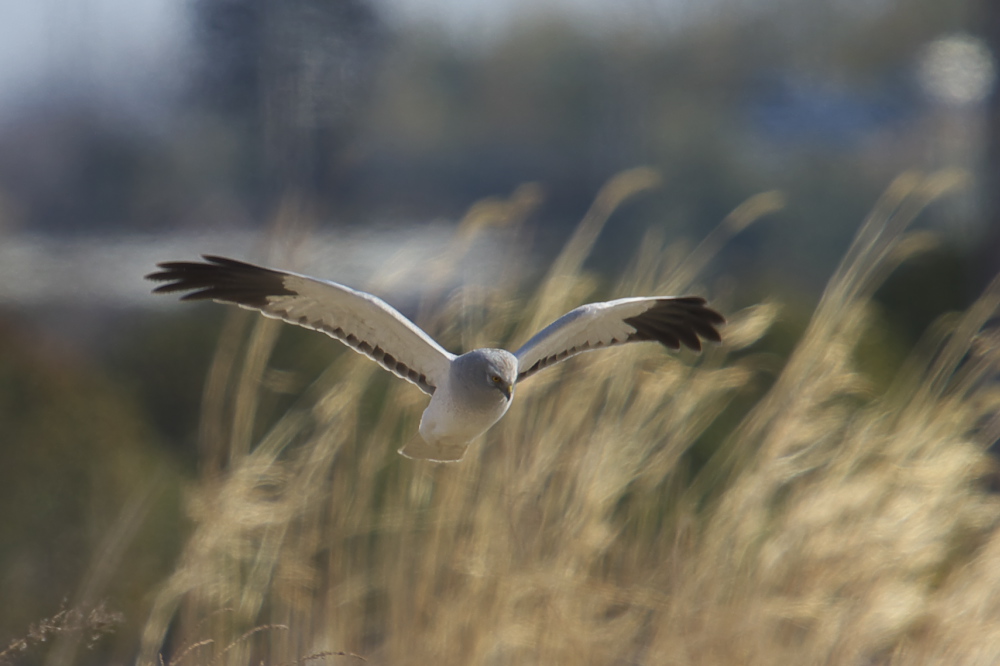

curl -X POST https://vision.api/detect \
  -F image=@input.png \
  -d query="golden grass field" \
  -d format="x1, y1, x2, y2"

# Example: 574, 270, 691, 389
27, 168, 998, 665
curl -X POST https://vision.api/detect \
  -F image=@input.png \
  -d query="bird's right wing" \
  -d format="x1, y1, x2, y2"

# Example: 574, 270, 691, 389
514, 296, 724, 382
146, 255, 454, 395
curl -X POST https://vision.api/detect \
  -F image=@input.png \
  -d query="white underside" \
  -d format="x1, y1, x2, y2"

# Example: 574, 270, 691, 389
399, 376, 512, 462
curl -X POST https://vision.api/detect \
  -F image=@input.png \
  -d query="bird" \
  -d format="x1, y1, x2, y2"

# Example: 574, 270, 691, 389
147, 255, 724, 462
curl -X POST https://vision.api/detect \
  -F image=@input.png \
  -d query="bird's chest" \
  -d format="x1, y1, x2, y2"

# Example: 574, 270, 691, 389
418, 380, 510, 444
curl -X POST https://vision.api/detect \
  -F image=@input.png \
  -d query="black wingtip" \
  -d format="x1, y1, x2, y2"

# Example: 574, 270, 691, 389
146, 255, 295, 307
624, 297, 725, 353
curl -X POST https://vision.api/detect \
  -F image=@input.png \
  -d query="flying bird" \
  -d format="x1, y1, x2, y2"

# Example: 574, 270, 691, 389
147, 255, 724, 462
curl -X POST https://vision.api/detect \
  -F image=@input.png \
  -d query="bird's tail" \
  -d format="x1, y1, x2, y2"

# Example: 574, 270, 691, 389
398, 434, 469, 463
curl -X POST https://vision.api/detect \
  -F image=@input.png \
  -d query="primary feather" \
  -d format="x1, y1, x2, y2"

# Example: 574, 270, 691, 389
513, 297, 724, 381
148, 255, 454, 394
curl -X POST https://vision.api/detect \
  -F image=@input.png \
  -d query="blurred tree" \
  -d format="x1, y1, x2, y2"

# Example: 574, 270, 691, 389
193, 0, 385, 215
0, 111, 192, 233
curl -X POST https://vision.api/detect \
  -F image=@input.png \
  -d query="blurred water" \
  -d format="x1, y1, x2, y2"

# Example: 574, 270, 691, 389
0, 225, 514, 307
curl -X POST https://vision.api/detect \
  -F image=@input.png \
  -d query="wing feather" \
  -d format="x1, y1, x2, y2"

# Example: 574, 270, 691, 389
514, 297, 724, 382
147, 255, 454, 394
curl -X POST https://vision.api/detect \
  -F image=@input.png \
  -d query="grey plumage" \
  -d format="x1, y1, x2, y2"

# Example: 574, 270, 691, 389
147, 255, 724, 462
451, 349, 518, 403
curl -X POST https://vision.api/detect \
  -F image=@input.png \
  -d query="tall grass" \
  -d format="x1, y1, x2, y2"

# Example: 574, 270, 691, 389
138, 168, 1000, 665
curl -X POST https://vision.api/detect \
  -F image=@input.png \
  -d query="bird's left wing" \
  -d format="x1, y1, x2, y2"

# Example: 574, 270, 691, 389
514, 296, 724, 382
147, 255, 454, 395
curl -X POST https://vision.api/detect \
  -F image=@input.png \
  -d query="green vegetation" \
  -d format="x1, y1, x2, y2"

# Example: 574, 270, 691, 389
0, 320, 184, 666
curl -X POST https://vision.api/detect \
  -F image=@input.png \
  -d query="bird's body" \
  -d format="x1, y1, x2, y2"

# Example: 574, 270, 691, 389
147, 256, 724, 462
406, 349, 518, 461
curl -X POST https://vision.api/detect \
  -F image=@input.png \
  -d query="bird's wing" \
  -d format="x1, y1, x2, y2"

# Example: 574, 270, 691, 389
513, 296, 724, 382
147, 255, 454, 395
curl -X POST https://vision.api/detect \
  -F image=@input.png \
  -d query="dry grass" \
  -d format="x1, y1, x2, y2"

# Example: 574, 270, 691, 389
0, 602, 124, 665
137, 168, 1000, 665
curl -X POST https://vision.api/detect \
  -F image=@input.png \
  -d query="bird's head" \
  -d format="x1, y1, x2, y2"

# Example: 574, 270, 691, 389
454, 348, 517, 402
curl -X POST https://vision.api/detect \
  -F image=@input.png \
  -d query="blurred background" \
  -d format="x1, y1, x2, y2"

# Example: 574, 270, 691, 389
1, 0, 999, 661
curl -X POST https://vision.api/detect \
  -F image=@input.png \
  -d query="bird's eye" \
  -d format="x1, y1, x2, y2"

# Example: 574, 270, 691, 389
491, 375, 501, 383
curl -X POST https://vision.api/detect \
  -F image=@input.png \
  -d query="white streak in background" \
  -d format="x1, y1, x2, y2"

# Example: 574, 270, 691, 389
0, 227, 514, 307
372, 0, 723, 46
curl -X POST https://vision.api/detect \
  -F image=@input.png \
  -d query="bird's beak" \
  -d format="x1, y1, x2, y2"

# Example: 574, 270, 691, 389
500, 384, 513, 400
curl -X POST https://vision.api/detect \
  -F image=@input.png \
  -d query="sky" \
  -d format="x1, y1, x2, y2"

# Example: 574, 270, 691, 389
0, 0, 190, 119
